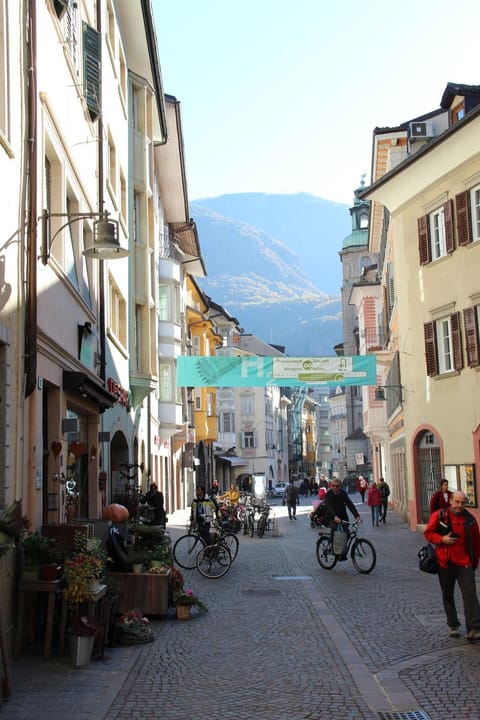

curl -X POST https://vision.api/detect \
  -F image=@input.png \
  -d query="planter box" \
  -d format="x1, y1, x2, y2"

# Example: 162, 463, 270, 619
106, 572, 169, 616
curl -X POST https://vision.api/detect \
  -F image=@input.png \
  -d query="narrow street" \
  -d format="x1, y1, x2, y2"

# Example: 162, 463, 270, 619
5, 495, 480, 720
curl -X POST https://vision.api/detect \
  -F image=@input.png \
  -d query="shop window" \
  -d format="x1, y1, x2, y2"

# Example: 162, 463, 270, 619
443, 464, 477, 507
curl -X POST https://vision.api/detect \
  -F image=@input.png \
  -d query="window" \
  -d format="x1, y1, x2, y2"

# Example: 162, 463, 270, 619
191, 335, 201, 356
221, 412, 234, 433
463, 305, 480, 367
241, 431, 256, 449
443, 464, 476, 507
423, 312, 463, 376
418, 200, 454, 264
108, 276, 127, 348
159, 362, 173, 401
206, 392, 214, 417
194, 390, 202, 411
82, 22, 100, 122
456, 185, 480, 246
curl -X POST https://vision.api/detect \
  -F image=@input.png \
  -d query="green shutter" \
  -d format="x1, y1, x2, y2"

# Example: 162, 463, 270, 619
83, 22, 100, 121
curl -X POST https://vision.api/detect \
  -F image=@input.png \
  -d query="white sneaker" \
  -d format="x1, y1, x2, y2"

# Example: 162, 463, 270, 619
448, 627, 461, 637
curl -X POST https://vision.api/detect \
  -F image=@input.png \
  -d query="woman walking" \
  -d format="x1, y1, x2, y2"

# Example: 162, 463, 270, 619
367, 481, 382, 527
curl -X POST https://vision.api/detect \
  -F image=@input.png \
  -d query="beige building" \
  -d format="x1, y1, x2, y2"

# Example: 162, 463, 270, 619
360, 83, 480, 529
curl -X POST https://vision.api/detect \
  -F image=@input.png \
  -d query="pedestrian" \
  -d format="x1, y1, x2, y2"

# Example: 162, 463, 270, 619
378, 477, 391, 523
285, 480, 299, 521
424, 490, 480, 641
429, 478, 452, 514
367, 481, 382, 526
190, 484, 220, 545
357, 475, 368, 502
140, 483, 166, 526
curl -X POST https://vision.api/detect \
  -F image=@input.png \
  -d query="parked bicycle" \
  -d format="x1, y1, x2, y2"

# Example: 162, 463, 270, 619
316, 520, 376, 574
196, 541, 232, 579
173, 520, 239, 570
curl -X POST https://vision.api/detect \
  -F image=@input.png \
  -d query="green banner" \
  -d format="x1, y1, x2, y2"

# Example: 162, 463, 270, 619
176, 355, 376, 387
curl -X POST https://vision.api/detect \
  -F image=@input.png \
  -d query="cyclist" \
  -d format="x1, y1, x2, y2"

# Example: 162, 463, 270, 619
190, 484, 220, 545
324, 478, 362, 529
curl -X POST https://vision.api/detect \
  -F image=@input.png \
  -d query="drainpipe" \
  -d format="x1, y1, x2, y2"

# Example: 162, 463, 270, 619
25, 0, 37, 399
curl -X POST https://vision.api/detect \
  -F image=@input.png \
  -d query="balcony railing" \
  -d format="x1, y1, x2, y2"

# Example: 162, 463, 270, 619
362, 326, 387, 350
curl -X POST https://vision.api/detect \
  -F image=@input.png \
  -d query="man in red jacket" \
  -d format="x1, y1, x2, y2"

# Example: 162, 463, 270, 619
424, 490, 480, 641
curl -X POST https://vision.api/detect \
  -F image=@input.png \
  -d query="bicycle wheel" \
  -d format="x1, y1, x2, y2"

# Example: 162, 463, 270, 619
257, 514, 267, 538
196, 544, 232, 579
316, 535, 337, 569
220, 532, 239, 562
247, 514, 255, 537
351, 538, 376, 574
173, 533, 205, 570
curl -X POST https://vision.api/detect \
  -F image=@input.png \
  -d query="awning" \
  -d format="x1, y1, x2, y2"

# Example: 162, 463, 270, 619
218, 456, 249, 467
63, 371, 116, 413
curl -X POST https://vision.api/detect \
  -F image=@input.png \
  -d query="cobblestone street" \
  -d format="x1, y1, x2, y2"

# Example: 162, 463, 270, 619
4, 496, 480, 719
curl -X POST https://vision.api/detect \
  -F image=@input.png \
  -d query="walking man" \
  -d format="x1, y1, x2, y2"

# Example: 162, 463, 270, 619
285, 481, 299, 521
424, 490, 480, 641
378, 477, 390, 523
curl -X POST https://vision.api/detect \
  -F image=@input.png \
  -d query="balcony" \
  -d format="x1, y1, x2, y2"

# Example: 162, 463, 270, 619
362, 327, 387, 351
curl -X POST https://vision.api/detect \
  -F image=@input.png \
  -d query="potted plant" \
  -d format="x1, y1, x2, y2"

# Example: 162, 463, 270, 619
126, 547, 149, 574
69, 614, 103, 667
22, 533, 52, 579
116, 609, 154, 644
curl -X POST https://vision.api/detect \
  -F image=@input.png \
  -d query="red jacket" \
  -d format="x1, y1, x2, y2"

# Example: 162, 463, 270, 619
367, 486, 382, 507
429, 489, 452, 514
424, 508, 480, 569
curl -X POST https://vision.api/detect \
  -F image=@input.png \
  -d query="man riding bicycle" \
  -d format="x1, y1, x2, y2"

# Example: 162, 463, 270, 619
324, 478, 362, 552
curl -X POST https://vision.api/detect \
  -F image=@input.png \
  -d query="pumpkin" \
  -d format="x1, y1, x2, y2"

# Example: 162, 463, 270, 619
102, 503, 129, 522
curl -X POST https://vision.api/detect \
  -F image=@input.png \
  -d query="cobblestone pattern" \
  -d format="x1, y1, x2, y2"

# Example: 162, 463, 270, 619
5, 497, 480, 719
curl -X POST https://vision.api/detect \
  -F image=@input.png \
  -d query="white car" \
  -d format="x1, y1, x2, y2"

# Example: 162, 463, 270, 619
272, 482, 287, 497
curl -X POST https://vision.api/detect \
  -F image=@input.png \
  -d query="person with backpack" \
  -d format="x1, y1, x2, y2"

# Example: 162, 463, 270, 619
424, 490, 480, 641
285, 481, 299, 521
378, 477, 391, 523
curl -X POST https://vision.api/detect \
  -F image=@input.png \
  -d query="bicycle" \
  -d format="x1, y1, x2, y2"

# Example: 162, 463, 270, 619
315, 520, 376, 574
173, 521, 239, 570
196, 541, 232, 579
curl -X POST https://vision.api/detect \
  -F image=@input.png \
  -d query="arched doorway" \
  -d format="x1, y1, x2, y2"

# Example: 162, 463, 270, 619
416, 430, 441, 523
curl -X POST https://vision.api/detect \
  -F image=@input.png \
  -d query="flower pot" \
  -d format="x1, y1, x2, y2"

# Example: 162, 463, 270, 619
69, 635, 95, 667
132, 563, 143, 574
176, 604, 191, 621
22, 565, 40, 580
89, 579, 101, 592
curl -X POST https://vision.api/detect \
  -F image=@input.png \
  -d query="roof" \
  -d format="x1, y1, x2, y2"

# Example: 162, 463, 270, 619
440, 82, 480, 108
342, 228, 369, 250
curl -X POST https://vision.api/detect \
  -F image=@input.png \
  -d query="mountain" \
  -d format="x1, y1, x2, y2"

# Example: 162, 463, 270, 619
191, 193, 351, 356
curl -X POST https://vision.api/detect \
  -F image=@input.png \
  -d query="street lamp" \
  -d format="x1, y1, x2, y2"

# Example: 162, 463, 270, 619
39, 208, 129, 265
374, 385, 403, 403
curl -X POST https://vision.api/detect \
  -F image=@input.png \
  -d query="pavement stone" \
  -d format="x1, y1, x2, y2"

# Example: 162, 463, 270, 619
3, 494, 480, 719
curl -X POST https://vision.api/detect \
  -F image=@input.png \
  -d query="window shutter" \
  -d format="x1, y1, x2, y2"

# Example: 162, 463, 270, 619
444, 200, 455, 253
450, 312, 463, 371
417, 215, 430, 265
423, 321, 438, 376
456, 190, 472, 246
83, 22, 100, 121
463, 307, 480, 367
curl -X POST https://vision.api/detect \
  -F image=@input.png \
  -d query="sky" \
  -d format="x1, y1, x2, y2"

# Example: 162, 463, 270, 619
153, 0, 480, 206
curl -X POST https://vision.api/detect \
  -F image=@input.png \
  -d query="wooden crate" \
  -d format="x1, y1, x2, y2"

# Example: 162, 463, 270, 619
106, 572, 169, 616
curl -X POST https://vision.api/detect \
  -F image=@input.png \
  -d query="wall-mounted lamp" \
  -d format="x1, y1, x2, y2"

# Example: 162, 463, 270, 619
40, 208, 129, 265
374, 385, 403, 403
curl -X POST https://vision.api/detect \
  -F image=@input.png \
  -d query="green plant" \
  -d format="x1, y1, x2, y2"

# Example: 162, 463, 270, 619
126, 547, 150, 565
172, 588, 208, 613
22, 533, 52, 566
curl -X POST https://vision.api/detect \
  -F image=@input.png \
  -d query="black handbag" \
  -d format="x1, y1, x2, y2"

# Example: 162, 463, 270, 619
418, 543, 438, 574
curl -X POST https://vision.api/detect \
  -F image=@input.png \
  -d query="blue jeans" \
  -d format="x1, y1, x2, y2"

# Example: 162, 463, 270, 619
370, 506, 380, 525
